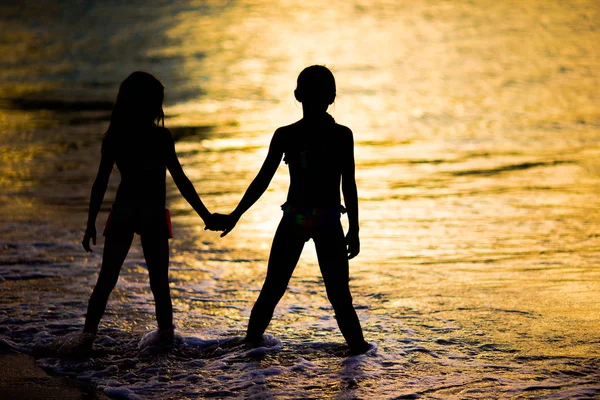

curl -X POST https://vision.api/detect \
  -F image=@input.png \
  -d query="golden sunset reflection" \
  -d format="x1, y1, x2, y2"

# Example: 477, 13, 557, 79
0, 0, 599, 398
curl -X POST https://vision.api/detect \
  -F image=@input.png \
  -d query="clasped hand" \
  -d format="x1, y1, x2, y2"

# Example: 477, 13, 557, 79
204, 213, 239, 237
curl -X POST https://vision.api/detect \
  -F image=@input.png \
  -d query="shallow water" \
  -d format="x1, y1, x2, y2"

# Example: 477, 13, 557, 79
1, 0, 599, 398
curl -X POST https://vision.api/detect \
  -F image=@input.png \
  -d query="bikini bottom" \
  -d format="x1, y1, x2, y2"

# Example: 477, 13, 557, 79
103, 205, 173, 238
281, 202, 345, 242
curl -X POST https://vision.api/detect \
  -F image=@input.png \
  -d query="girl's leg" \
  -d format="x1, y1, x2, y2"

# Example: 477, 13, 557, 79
313, 222, 368, 354
84, 231, 134, 334
245, 219, 305, 343
141, 233, 173, 331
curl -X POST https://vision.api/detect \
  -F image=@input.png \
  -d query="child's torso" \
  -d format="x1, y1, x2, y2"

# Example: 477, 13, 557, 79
281, 117, 345, 209
112, 127, 168, 209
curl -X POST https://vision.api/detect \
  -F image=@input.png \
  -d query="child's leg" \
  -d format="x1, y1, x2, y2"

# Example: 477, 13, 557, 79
245, 219, 305, 343
141, 233, 172, 331
84, 231, 134, 334
313, 223, 368, 353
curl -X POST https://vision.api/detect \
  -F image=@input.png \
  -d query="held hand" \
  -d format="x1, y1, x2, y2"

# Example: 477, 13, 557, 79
220, 212, 241, 238
345, 229, 360, 259
82, 226, 96, 252
204, 213, 229, 231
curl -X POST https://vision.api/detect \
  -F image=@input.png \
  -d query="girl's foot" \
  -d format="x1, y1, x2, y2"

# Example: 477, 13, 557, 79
242, 335, 265, 348
56, 331, 96, 357
157, 325, 175, 342
347, 340, 371, 356
139, 325, 178, 350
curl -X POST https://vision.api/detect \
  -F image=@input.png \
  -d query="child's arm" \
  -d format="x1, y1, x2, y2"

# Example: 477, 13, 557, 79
164, 130, 213, 225
82, 150, 114, 252
221, 129, 285, 237
341, 127, 360, 259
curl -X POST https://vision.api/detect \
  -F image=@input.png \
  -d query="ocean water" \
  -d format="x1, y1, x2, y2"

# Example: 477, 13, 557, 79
1, 0, 599, 398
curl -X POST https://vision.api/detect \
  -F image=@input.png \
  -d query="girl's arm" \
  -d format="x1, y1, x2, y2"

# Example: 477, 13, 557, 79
82, 150, 114, 252
164, 130, 212, 223
341, 127, 360, 259
221, 129, 284, 237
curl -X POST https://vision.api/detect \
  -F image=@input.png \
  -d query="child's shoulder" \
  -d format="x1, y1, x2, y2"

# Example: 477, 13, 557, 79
333, 122, 353, 136
324, 122, 353, 145
275, 120, 352, 134
271, 121, 301, 146
275, 120, 303, 134
154, 125, 174, 142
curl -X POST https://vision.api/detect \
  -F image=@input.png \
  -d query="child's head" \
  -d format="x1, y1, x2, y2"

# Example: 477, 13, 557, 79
108, 71, 165, 132
294, 65, 336, 111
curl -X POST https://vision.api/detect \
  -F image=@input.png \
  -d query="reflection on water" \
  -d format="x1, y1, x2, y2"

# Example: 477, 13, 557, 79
0, 0, 599, 398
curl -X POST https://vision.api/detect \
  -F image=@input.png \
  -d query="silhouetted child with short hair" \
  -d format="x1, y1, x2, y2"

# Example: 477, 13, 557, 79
72, 71, 218, 353
218, 65, 369, 354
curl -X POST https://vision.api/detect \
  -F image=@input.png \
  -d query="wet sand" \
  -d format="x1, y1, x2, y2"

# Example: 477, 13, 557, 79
0, 351, 108, 399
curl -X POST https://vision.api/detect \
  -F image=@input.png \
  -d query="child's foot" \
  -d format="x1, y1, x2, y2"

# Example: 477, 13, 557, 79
139, 325, 179, 350
242, 335, 265, 348
345, 341, 372, 356
157, 325, 175, 342
55, 331, 96, 357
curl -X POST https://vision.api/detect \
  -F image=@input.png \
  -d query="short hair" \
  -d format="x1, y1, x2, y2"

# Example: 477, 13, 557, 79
295, 65, 336, 105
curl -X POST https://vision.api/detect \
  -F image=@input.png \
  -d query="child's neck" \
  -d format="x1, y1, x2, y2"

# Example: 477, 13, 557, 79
302, 106, 329, 120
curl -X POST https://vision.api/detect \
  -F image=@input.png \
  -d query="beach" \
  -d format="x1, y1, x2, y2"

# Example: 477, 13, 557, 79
1, 0, 599, 398
0, 351, 108, 399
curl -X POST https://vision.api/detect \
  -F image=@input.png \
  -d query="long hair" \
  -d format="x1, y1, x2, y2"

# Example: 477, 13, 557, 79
105, 71, 165, 139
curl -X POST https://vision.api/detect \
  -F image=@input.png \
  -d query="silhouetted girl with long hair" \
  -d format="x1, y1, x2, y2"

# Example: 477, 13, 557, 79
78, 71, 216, 350
219, 65, 369, 354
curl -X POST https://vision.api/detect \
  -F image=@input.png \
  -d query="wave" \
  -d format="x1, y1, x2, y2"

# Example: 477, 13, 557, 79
1, 98, 114, 112
450, 160, 572, 176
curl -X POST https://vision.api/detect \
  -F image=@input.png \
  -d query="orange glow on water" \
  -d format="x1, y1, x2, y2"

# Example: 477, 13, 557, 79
0, 0, 598, 397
